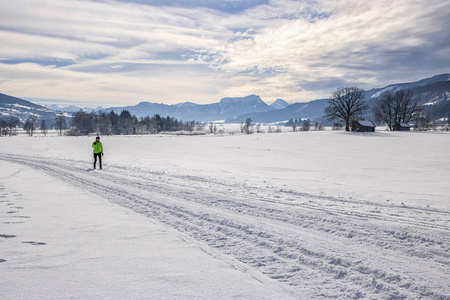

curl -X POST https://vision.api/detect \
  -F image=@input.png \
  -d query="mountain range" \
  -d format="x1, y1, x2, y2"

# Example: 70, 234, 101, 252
227, 74, 450, 124
105, 94, 276, 122
1, 74, 449, 124
0, 93, 57, 121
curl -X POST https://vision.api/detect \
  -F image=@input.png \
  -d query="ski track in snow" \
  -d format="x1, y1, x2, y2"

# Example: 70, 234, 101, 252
2, 154, 449, 299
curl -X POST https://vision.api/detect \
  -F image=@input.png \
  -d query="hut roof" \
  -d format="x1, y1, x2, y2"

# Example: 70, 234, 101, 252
355, 120, 375, 127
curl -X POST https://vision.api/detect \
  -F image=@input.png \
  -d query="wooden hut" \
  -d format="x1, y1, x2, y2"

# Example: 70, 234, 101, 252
352, 120, 375, 132
393, 123, 412, 131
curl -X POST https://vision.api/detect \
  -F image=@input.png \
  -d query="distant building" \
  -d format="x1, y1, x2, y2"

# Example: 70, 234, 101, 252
352, 120, 375, 132
393, 123, 412, 131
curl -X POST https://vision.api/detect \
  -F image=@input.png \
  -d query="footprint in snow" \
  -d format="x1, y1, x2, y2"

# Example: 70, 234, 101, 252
0, 234, 17, 238
23, 241, 46, 246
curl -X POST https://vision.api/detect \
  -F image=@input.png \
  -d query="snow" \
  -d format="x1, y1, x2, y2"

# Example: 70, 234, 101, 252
371, 86, 398, 98
1, 131, 449, 299
0, 162, 290, 299
355, 120, 375, 127
11, 104, 30, 109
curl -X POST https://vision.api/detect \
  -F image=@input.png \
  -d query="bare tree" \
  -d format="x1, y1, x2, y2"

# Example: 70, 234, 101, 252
40, 120, 48, 136
414, 113, 430, 131
23, 115, 38, 136
392, 89, 422, 125
55, 115, 67, 135
0, 119, 7, 136
332, 121, 344, 131
256, 123, 263, 133
324, 87, 368, 131
195, 123, 204, 132
373, 91, 395, 130
302, 119, 311, 131
317, 123, 324, 131
373, 89, 422, 130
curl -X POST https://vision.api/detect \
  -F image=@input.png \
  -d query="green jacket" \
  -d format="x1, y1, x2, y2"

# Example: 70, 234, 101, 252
92, 141, 103, 154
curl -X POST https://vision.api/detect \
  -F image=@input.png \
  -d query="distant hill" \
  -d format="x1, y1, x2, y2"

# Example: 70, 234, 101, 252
45, 104, 105, 113
105, 94, 274, 122
269, 99, 290, 109
226, 99, 328, 123
365, 74, 450, 100
0, 93, 57, 122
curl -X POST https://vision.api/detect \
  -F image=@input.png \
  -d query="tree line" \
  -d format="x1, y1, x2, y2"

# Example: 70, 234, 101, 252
1, 110, 201, 137
285, 119, 324, 132
0, 117, 19, 136
69, 110, 201, 136
1, 115, 67, 137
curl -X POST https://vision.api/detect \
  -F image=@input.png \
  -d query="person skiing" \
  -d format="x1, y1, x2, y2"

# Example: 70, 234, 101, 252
92, 136, 103, 169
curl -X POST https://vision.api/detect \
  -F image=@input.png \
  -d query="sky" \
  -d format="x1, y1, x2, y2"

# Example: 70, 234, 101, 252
0, 0, 449, 107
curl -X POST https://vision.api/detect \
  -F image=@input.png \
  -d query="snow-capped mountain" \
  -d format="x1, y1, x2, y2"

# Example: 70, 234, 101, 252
366, 74, 450, 99
45, 104, 104, 113
105, 94, 274, 122
0, 93, 57, 122
269, 99, 290, 109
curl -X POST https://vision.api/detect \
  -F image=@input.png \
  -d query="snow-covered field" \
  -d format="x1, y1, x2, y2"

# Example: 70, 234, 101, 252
1, 131, 449, 299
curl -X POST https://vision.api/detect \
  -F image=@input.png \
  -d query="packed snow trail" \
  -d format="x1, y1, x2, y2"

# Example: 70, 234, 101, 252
2, 154, 449, 299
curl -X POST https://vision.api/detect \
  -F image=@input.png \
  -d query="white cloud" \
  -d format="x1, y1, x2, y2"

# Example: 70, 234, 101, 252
0, 0, 448, 105
0, 60, 228, 106
206, 0, 450, 100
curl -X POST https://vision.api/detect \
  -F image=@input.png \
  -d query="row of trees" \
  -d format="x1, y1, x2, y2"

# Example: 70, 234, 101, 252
1, 115, 67, 137
324, 87, 424, 131
286, 119, 324, 132
0, 117, 19, 136
235, 118, 325, 134
69, 110, 201, 136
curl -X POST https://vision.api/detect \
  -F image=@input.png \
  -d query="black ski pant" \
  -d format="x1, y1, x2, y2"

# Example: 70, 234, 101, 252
94, 153, 102, 169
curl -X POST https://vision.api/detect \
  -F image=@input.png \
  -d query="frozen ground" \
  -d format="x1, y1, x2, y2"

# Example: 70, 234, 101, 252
1, 131, 449, 299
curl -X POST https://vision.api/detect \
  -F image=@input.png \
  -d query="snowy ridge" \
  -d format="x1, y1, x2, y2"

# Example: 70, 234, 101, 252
371, 86, 398, 99
2, 153, 449, 299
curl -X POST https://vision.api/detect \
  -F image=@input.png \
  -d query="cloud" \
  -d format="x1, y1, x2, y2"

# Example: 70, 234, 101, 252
0, 61, 227, 106
209, 0, 450, 100
0, 0, 448, 106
